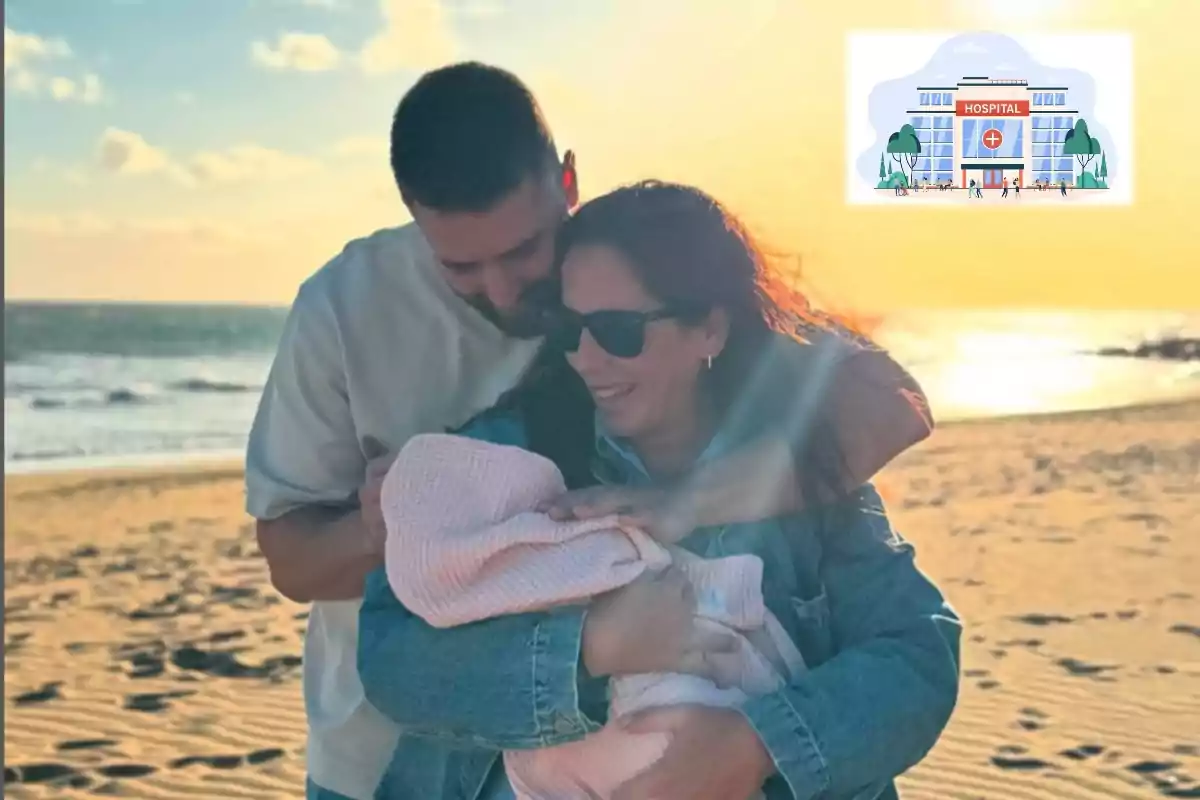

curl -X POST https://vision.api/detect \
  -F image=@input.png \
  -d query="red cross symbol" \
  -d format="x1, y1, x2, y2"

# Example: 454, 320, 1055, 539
982, 128, 1004, 150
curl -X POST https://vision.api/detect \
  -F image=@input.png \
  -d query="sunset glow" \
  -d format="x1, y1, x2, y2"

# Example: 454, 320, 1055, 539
4, 0, 1197, 310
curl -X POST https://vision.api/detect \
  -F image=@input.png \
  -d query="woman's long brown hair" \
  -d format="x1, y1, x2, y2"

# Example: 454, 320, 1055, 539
484, 180, 855, 507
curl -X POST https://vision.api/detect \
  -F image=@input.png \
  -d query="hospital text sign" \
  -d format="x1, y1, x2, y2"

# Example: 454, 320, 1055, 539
955, 100, 1030, 117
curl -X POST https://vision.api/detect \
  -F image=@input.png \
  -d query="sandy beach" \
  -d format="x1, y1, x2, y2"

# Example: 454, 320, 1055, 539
4, 400, 1198, 799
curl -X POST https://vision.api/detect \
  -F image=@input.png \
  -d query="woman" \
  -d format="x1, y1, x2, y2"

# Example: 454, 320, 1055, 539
358, 181, 961, 799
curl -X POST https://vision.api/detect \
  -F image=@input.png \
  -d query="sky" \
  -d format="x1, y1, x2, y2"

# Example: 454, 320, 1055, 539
4, 0, 1199, 311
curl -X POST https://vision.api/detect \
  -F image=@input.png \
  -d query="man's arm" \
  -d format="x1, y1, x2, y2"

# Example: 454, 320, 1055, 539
688, 342, 933, 524
256, 506, 379, 603
246, 273, 376, 603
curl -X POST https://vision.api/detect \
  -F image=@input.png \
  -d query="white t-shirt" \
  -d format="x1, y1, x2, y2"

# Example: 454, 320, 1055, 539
245, 223, 540, 800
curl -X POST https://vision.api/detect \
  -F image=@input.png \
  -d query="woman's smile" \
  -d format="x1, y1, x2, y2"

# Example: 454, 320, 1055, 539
588, 383, 635, 403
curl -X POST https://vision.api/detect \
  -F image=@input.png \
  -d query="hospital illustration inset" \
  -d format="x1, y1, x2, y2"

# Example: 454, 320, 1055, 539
891, 77, 1105, 191
847, 32, 1131, 206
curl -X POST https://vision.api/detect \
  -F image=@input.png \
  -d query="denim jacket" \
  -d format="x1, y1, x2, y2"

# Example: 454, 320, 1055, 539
357, 403, 962, 800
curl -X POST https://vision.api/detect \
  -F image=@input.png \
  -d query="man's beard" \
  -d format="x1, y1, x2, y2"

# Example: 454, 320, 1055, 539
463, 279, 560, 339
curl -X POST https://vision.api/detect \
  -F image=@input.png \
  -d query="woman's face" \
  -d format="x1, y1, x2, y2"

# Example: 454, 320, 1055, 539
559, 243, 725, 441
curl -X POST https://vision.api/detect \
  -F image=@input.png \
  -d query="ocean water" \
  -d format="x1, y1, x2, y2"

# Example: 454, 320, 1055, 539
5, 302, 1199, 473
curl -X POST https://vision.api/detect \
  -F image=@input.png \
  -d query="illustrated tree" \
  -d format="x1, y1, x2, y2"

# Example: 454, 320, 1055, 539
1099, 150, 1108, 183
879, 151, 887, 180
886, 125, 921, 185
1063, 119, 1102, 179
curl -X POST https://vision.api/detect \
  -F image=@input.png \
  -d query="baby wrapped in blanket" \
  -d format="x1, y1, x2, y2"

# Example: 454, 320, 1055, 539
381, 433, 806, 800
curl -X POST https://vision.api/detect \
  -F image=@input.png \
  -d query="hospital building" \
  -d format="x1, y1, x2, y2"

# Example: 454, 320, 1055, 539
908, 76, 1078, 188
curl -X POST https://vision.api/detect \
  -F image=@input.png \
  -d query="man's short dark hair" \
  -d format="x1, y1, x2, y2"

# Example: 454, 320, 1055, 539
390, 62, 558, 212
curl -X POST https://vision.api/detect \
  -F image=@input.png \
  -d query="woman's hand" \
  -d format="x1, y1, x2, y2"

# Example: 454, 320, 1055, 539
612, 706, 776, 800
539, 486, 702, 544
582, 567, 737, 682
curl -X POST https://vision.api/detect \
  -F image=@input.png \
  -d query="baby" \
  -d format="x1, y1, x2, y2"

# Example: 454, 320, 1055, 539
381, 433, 805, 800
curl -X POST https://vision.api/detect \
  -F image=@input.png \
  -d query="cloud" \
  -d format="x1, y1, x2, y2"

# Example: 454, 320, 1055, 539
251, 32, 341, 71
6, 27, 107, 104
189, 145, 321, 183
48, 73, 104, 104
360, 0, 455, 74
95, 127, 321, 186
98, 127, 175, 176
4, 26, 71, 74
330, 135, 389, 158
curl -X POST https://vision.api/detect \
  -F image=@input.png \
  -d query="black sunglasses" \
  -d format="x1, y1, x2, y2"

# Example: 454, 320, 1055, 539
547, 307, 682, 358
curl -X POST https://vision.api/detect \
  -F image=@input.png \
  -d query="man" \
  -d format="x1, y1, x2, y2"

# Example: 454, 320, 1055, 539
246, 62, 935, 800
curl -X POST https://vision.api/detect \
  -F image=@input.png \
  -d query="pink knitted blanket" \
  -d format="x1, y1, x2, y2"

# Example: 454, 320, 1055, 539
381, 434, 804, 800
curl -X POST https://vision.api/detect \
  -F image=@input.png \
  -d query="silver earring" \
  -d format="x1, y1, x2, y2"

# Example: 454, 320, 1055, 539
706, 355, 713, 369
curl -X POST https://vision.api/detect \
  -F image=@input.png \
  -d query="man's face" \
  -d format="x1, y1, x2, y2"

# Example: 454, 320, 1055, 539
410, 172, 569, 338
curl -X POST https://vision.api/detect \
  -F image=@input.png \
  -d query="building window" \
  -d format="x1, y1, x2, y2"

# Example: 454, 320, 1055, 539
934, 157, 954, 173
962, 118, 1024, 159
933, 115, 953, 129
1033, 144, 1055, 158
1055, 158, 1074, 172
942, 92, 952, 105
934, 130, 954, 143
1032, 93, 1041, 106
1050, 116, 1076, 160
919, 92, 929, 106
1034, 171, 1052, 183
1034, 158, 1054, 174
916, 157, 932, 174
933, 170, 953, 183
1032, 116, 1050, 129
1056, 92, 1066, 105
931, 143, 954, 157
909, 116, 932, 130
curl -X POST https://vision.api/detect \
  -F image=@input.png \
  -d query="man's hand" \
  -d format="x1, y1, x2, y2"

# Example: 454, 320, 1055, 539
538, 486, 703, 544
612, 706, 776, 800
583, 568, 737, 682
357, 454, 396, 556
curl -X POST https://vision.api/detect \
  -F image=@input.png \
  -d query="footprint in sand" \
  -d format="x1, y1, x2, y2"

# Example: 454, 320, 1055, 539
1061, 744, 1105, 761
1125, 760, 1200, 798
1056, 657, 1120, 680
4, 763, 91, 788
996, 638, 1044, 650
1017, 708, 1049, 732
13, 681, 64, 706
96, 764, 158, 779
1012, 613, 1074, 626
169, 747, 286, 771
123, 690, 196, 713
57, 739, 119, 752
991, 753, 1057, 771
1169, 624, 1200, 640
170, 644, 301, 681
